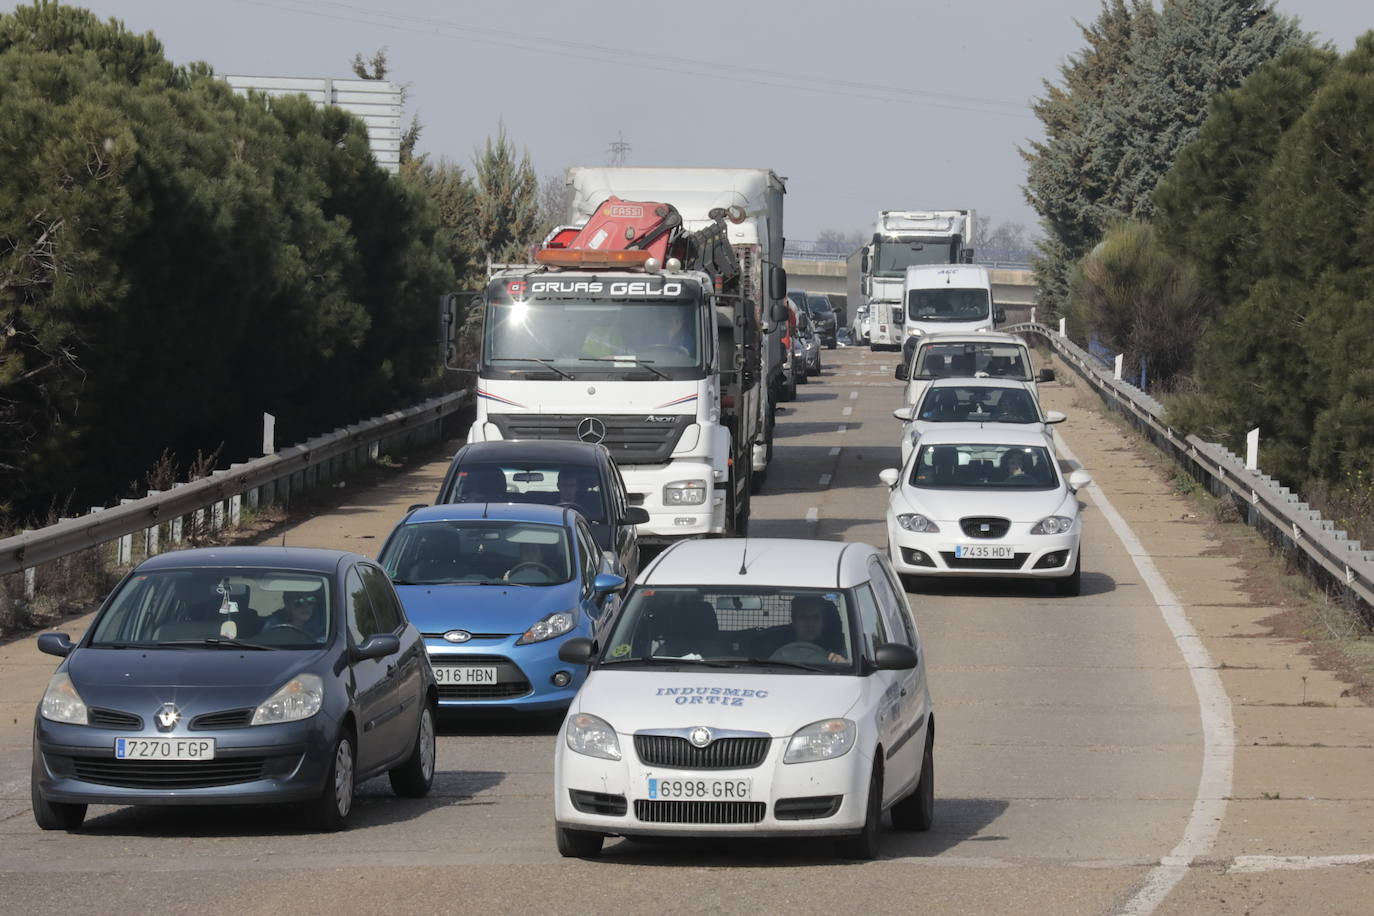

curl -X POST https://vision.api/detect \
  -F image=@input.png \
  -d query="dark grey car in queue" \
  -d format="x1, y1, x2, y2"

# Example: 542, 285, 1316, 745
31, 546, 438, 832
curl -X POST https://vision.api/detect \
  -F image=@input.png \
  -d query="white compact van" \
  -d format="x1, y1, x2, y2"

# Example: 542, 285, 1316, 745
902, 265, 996, 343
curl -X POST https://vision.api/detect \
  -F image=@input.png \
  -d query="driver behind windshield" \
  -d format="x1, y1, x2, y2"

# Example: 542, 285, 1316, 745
779, 595, 849, 664
266, 590, 325, 640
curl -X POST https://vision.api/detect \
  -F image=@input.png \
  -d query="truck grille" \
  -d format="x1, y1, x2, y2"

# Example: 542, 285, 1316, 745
488, 414, 692, 465
634, 800, 766, 824
960, 517, 1010, 538
634, 735, 770, 770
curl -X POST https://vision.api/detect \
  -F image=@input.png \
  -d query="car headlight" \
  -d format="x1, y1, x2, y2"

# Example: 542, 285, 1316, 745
516, 610, 577, 645
1030, 515, 1075, 535
251, 673, 324, 725
784, 718, 856, 764
896, 513, 940, 533
40, 672, 88, 725
663, 479, 707, 506
565, 712, 621, 760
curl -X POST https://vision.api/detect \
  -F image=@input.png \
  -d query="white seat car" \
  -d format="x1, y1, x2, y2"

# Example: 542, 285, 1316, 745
552, 537, 934, 860
880, 427, 1091, 595
893, 376, 1065, 465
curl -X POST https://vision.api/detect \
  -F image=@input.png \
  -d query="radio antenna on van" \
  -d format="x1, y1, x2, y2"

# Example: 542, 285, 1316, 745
738, 539, 749, 575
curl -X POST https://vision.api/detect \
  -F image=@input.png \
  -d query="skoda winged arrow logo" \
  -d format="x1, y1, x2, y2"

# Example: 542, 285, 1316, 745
577, 417, 607, 444
689, 726, 713, 748
155, 703, 180, 731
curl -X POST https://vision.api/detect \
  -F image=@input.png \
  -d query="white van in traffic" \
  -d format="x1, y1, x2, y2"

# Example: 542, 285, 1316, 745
902, 265, 996, 345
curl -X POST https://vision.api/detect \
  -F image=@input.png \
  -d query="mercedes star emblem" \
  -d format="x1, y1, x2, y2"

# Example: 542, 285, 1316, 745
689, 726, 713, 748
155, 702, 180, 731
443, 629, 472, 643
577, 417, 607, 444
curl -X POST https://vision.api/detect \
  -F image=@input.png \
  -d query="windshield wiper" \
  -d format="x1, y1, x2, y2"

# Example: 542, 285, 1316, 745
577, 357, 668, 380
489, 357, 574, 380
601, 656, 733, 667
743, 657, 833, 673
157, 637, 278, 651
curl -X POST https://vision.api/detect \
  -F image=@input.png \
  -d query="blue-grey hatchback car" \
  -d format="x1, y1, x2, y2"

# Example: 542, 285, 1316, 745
31, 547, 438, 832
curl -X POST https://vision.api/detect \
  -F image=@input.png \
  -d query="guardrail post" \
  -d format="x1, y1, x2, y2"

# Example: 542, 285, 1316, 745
1058, 317, 1066, 336
1113, 354, 1124, 381
211, 500, 225, 532
116, 499, 135, 565
21, 531, 36, 599
263, 412, 275, 456
1245, 428, 1259, 471
229, 494, 242, 526
145, 490, 162, 557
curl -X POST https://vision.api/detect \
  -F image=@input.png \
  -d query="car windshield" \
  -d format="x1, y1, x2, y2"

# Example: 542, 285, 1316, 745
910, 444, 1059, 490
907, 288, 990, 322
873, 238, 957, 277
916, 386, 1040, 424
914, 343, 1032, 380
89, 568, 333, 650
483, 295, 705, 380
440, 461, 605, 524
600, 586, 857, 672
379, 520, 574, 586
806, 296, 834, 316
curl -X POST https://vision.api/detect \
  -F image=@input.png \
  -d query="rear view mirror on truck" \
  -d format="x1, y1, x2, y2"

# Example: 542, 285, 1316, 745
769, 265, 787, 300
771, 301, 790, 323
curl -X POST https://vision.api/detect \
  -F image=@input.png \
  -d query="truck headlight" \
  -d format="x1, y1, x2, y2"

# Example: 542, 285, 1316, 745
40, 672, 88, 725
251, 673, 324, 725
565, 712, 621, 760
1030, 515, 1074, 535
516, 611, 577, 645
784, 718, 856, 764
896, 513, 940, 533
663, 480, 707, 506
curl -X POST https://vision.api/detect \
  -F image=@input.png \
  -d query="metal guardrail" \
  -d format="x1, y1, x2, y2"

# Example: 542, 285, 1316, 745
0, 390, 469, 582
1006, 322, 1374, 614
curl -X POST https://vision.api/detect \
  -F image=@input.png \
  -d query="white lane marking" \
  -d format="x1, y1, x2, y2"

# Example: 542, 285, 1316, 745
818, 474, 832, 487
837, 424, 848, 435
1052, 437, 1234, 916
849, 391, 859, 400
805, 507, 819, 523
842, 406, 853, 417
829, 447, 841, 457
1228, 854, 1374, 874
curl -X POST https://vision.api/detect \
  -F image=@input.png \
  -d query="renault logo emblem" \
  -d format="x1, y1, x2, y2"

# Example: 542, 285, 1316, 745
155, 703, 180, 731
689, 726, 713, 748
443, 629, 472, 643
577, 417, 607, 444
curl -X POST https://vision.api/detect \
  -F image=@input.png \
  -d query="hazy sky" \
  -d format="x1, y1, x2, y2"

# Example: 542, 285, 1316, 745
71, 1, 1371, 239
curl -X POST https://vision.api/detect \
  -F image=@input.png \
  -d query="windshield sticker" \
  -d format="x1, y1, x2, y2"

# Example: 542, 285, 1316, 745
610, 643, 632, 658
656, 686, 770, 707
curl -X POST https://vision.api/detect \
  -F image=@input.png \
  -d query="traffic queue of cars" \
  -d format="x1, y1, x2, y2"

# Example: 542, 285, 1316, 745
27, 320, 1083, 861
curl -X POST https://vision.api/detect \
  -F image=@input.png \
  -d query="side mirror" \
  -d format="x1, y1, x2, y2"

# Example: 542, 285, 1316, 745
892, 406, 916, 422
770, 301, 790, 323
860, 247, 870, 273
354, 633, 400, 661
894, 363, 910, 381
1044, 410, 1066, 424
622, 506, 651, 525
1038, 368, 1056, 383
961, 248, 976, 264
769, 265, 787, 300
38, 632, 75, 658
994, 306, 1006, 324
873, 642, 918, 670
878, 468, 900, 488
558, 636, 597, 665
1067, 469, 1093, 491
407, 503, 429, 513
592, 573, 627, 596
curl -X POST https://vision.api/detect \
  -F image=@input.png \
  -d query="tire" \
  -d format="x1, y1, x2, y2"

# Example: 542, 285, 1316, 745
389, 704, 436, 798
31, 774, 86, 831
556, 824, 605, 858
309, 731, 356, 831
891, 733, 934, 832
836, 761, 883, 860
1055, 553, 1082, 597
797, 366, 809, 385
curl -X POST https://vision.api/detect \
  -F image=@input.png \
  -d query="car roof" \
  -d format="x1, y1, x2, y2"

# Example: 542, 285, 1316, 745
917, 331, 1027, 347
452, 440, 604, 465
914, 426, 1053, 447
638, 538, 880, 590
136, 546, 357, 573
404, 502, 573, 526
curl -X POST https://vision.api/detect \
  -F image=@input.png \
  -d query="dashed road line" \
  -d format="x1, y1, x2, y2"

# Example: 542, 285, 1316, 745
842, 406, 853, 417
829, 447, 841, 457
837, 424, 848, 434
818, 473, 832, 487
804, 507, 819, 523
1227, 854, 1374, 874
849, 391, 859, 400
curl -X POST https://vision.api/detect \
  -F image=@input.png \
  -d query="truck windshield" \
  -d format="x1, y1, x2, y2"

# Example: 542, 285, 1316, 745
907, 288, 990, 323
483, 298, 706, 380
874, 238, 957, 277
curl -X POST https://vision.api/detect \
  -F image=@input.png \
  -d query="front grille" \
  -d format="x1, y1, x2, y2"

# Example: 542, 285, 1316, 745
774, 795, 842, 820
71, 756, 267, 789
89, 708, 142, 730
940, 552, 1029, 570
190, 709, 254, 730
438, 682, 531, 700
634, 735, 770, 770
570, 790, 627, 817
488, 414, 693, 465
634, 799, 766, 825
960, 517, 1010, 538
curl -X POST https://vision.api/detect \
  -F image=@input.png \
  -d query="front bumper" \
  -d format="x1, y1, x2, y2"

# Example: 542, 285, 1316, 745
427, 637, 586, 713
32, 714, 335, 806
887, 518, 1081, 579
554, 734, 872, 838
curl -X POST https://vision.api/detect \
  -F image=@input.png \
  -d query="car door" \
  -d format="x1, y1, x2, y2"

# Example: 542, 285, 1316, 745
604, 456, 638, 580
852, 582, 908, 802
358, 563, 422, 763
344, 565, 402, 775
868, 556, 923, 798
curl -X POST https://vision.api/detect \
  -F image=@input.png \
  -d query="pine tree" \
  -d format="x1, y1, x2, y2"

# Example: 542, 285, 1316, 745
474, 124, 539, 264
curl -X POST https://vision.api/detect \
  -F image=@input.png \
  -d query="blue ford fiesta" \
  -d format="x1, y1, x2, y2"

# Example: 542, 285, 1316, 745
376, 503, 626, 715
31, 547, 437, 832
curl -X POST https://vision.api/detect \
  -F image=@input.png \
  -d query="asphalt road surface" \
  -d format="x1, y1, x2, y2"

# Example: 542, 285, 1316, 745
2, 344, 1371, 915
